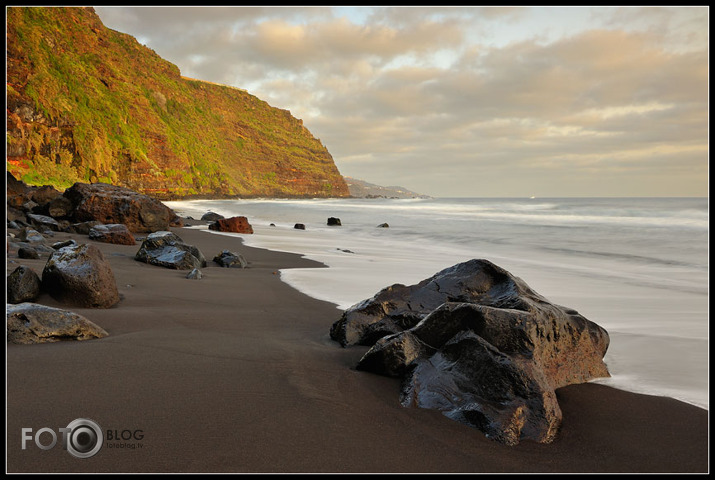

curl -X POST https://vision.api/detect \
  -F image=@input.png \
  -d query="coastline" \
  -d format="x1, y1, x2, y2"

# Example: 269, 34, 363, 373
5, 223, 709, 473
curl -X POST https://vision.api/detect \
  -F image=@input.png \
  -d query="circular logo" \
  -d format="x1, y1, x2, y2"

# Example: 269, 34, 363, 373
65, 418, 103, 459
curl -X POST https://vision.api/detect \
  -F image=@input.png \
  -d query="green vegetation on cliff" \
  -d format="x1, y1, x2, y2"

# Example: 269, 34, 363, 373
6, 7, 349, 198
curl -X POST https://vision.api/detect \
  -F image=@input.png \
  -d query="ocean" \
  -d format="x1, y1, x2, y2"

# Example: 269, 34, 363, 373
166, 197, 709, 410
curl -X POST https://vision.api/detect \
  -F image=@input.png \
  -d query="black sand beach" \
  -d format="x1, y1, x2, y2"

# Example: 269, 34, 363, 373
5, 225, 709, 473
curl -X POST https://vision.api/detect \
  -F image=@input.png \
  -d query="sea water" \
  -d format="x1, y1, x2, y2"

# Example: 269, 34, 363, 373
166, 197, 709, 410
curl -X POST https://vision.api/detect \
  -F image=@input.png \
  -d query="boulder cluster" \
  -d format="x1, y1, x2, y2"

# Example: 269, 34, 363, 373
6, 173, 252, 345
331, 258, 611, 445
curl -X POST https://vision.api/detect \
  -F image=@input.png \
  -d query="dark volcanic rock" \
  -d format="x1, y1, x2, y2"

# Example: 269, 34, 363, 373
335, 259, 611, 446
327, 217, 342, 226
26, 213, 60, 232
18, 247, 39, 259
201, 211, 225, 222
294, 223, 306, 230
48, 195, 73, 218
89, 223, 136, 245
7, 302, 108, 344
7, 265, 41, 304
62, 182, 175, 233
51, 239, 78, 250
208, 216, 254, 234
213, 250, 248, 268
332, 258, 554, 347
7, 205, 27, 224
42, 243, 120, 308
65, 220, 103, 235
30, 185, 62, 208
135, 231, 207, 270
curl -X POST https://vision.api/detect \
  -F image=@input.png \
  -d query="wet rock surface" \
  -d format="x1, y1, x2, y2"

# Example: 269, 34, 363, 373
7, 266, 42, 304
88, 223, 136, 245
334, 259, 611, 445
42, 243, 120, 308
135, 231, 207, 270
213, 250, 248, 268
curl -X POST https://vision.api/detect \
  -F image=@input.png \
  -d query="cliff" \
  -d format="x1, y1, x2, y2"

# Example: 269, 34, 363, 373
6, 7, 349, 199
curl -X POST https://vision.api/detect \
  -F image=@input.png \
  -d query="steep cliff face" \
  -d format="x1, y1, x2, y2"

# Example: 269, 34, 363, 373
6, 7, 349, 199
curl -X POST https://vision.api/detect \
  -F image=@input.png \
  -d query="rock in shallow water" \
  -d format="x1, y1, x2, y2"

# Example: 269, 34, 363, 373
208, 216, 253, 234
333, 259, 611, 446
6, 302, 108, 344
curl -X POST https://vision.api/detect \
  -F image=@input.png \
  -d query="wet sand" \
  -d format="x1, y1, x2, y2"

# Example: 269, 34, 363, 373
5, 224, 709, 473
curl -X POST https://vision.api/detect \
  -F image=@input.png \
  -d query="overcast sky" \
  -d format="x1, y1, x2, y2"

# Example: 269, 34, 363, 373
94, 6, 708, 198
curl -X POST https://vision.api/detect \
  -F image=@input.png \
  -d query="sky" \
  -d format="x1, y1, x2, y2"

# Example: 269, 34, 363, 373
94, 6, 709, 198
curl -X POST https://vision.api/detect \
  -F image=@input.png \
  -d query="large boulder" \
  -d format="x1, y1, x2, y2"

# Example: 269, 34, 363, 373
208, 216, 254, 234
135, 231, 207, 270
62, 182, 175, 233
88, 223, 136, 245
42, 243, 120, 308
7, 303, 108, 344
7, 266, 41, 304
333, 259, 611, 446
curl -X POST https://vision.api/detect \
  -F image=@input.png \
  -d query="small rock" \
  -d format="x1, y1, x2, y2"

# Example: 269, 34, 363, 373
201, 211, 225, 222
18, 247, 39, 259
89, 223, 136, 245
51, 239, 78, 250
294, 223, 306, 230
208, 216, 254, 234
27, 213, 60, 232
135, 231, 207, 270
377, 223, 390, 228
17, 228, 45, 245
327, 217, 342, 226
186, 268, 203, 280
65, 220, 103, 235
47, 196, 73, 219
213, 250, 248, 268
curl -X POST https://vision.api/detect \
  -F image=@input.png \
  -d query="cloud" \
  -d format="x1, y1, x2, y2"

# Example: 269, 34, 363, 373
94, 6, 708, 197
